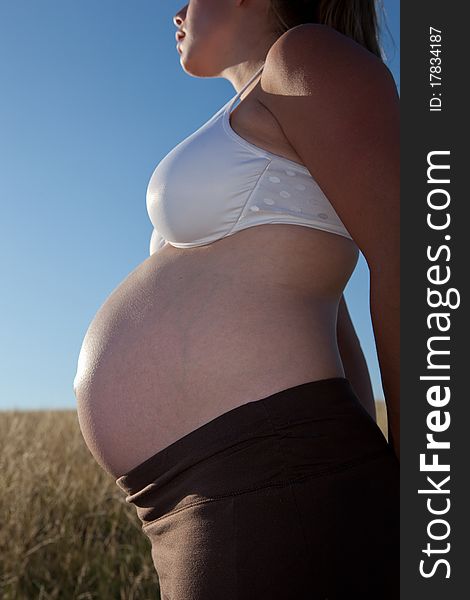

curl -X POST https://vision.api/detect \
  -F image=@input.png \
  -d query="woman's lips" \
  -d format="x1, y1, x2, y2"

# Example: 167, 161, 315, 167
175, 31, 185, 53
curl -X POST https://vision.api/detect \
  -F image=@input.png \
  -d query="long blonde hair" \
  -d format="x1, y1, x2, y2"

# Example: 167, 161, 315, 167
269, 0, 386, 60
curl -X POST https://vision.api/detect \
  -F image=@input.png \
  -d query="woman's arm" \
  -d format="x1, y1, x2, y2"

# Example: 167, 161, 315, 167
369, 256, 400, 459
262, 24, 400, 459
337, 294, 376, 421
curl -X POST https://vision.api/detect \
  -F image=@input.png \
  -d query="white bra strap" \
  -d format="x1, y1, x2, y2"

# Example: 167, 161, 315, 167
226, 62, 265, 112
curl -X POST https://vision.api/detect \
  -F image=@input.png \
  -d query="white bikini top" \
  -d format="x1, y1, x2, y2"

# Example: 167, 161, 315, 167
146, 62, 355, 254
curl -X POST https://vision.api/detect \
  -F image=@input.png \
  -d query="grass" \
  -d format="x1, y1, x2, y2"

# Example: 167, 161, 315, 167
0, 402, 388, 599
0, 410, 159, 600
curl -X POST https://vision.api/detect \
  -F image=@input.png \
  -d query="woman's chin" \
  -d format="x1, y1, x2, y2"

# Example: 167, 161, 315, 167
178, 55, 205, 78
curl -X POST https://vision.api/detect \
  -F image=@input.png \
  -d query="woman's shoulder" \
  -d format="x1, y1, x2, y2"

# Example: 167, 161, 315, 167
262, 22, 395, 101
258, 23, 399, 155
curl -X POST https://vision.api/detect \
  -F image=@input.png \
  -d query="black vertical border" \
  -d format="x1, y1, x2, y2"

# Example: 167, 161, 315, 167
401, 1, 468, 597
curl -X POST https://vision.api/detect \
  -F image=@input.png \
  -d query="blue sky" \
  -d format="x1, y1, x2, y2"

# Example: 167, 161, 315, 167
0, 1, 399, 410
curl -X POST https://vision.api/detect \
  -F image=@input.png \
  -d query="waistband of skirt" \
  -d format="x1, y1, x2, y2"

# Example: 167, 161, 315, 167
115, 376, 365, 497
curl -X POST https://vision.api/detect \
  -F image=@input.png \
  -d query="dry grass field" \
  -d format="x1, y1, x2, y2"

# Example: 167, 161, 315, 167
0, 402, 388, 599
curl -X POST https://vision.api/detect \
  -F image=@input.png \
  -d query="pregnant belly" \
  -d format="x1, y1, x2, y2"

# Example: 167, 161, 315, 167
73, 235, 349, 479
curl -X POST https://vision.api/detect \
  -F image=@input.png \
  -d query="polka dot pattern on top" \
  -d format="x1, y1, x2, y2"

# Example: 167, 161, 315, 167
239, 162, 347, 236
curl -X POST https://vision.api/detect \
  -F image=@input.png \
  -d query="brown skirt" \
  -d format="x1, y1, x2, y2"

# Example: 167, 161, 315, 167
116, 377, 399, 599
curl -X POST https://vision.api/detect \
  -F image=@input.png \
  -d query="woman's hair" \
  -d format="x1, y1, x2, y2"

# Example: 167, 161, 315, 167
269, 0, 385, 60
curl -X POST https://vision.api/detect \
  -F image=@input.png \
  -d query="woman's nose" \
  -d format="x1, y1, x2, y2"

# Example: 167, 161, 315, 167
173, 6, 187, 28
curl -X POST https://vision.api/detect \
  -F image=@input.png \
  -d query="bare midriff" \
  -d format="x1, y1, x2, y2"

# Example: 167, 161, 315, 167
74, 223, 359, 479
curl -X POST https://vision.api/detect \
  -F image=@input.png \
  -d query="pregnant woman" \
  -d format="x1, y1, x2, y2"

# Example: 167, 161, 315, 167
73, 1, 400, 598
